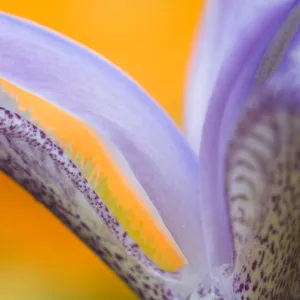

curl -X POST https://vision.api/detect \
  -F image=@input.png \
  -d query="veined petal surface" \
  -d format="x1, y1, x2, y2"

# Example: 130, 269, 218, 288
187, 0, 299, 269
228, 72, 300, 299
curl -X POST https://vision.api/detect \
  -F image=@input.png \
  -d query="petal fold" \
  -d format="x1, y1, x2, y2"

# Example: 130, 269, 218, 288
188, 0, 299, 269
0, 100, 199, 300
184, 0, 297, 153
0, 13, 207, 274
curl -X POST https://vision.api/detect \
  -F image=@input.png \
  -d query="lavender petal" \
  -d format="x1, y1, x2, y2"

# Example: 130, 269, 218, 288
0, 13, 207, 274
194, 0, 298, 269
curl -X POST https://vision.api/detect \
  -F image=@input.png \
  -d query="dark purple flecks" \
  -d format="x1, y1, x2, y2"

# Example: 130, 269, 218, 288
0, 104, 194, 300
228, 80, 300, 299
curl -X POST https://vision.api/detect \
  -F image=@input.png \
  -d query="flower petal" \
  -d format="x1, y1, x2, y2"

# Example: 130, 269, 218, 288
192, 1, 298, 269
184, 0, 296, 154
0, 100, 201, 299
227, 72, 300, 299
184, 0, 241, 154
0, 83, 189, 273
0, 13, 208, 274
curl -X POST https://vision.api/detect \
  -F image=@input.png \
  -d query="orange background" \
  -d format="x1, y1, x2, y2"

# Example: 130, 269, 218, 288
0, 1, 204, 299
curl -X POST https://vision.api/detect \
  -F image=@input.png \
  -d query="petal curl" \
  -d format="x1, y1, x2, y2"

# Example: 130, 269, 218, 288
189, 1, 298, 269
0, 100, 201, 300
184, 0, 296, 154
184, 0, 242, 154
0, 13, 207, 274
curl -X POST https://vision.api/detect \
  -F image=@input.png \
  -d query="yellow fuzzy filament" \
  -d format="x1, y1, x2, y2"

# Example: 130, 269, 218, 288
0, 81, 187, 272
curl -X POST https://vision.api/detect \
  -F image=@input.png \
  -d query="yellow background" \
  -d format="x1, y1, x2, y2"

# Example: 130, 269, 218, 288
0, 1, 204, 299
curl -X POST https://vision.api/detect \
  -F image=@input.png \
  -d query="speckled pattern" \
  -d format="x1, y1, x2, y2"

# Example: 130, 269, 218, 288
227, 80, 300, 299
4, 78, 300, 299
0, 105, 203, 300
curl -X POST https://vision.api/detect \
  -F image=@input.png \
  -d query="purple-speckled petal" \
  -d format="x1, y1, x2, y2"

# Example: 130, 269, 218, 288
227, 72, 300, 299
0, 98, 202, 300
0, 12, 207, 274
193, 1, 299, 270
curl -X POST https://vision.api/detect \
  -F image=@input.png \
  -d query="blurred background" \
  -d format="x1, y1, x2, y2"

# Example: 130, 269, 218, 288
0, 0, 204, 299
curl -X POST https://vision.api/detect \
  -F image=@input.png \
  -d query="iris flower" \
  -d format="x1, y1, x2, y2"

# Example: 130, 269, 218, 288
0, 0, 300, 299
